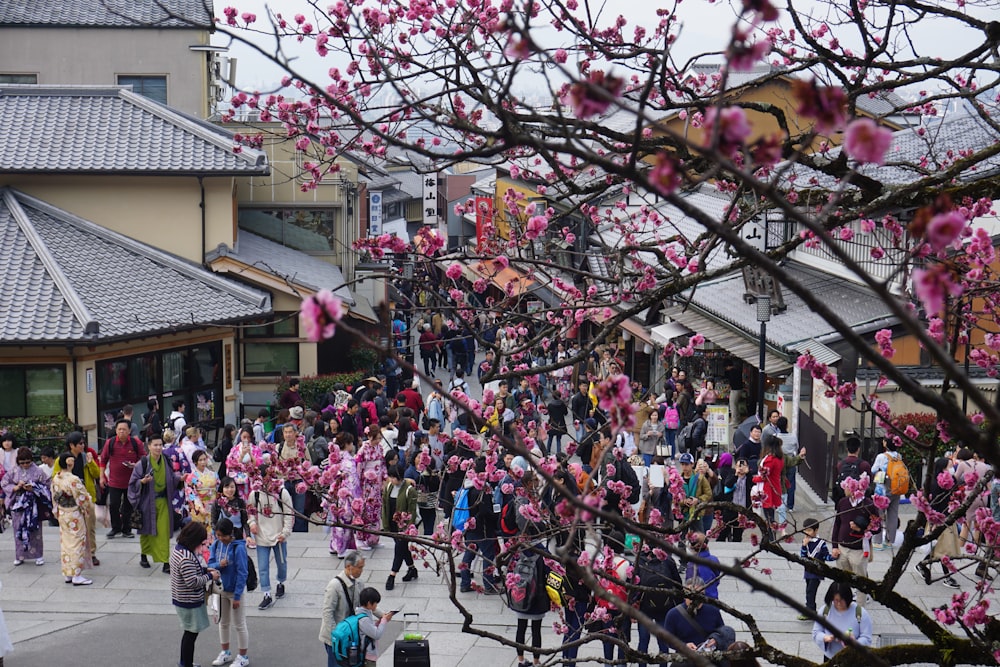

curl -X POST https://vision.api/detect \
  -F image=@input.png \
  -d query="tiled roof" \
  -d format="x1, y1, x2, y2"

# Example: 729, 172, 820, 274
785, 112, 1000, 189
685, 261, 898, 350
208, 231, 354, 304
0, 188, 270, 343
0, 86, 268, 175
0, 0, 213, 28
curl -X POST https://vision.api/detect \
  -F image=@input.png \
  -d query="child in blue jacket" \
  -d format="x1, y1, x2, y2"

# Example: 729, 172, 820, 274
799, 517, 836, 620
207, 517, 250, 667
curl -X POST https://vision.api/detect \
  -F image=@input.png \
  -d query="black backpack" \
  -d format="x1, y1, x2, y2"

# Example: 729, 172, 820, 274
633, 554, 680, 616
832, 458, 862, 503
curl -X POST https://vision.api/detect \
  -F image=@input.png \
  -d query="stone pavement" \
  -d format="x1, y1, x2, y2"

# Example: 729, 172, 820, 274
0, 483, 964, 666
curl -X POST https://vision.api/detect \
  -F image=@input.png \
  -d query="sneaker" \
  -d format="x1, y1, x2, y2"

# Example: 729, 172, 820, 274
942, 576, 960, 589
873, 542, 887, 551
258, 594, 273, 610
106, 530, 120, 539
233, 656, 250, 667
796, 614, 810, 621
914, 561, 932, 585
121, 532, 135, 539
35, 558, 44, 566
12, 559, 23, 566
275, 583, 285, 599
72, 576, 93, 586
211, 650, 233, 666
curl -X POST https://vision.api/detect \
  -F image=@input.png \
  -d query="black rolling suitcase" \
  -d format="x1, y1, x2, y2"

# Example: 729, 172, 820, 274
394, 612, 430, 666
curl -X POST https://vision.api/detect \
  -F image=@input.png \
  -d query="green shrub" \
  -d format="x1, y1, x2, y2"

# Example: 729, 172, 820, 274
274, 372, 367, 410
0, 415, 78, 455
346, 344, 379, 375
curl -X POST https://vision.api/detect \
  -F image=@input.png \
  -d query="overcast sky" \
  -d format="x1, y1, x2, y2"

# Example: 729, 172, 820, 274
213, 1, 993, 99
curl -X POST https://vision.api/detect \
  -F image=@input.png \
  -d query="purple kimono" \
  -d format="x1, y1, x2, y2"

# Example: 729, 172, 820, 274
2, 463, 52, 560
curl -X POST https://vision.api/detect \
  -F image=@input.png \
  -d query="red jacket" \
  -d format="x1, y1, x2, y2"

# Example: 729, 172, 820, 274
397, 388, 424, 415
755, 453, 784, 509
100, 436, 146, 489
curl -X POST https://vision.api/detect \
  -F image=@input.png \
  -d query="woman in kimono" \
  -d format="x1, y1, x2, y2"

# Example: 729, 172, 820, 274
225, 428, 262, 502
2, 448, 52, 566
163, 429, 193, 481
355, 433, 386, 550
51, 452, 94, 585
328, 432, 360, 557
184, 450, 219, 539
129, 434, 181, 573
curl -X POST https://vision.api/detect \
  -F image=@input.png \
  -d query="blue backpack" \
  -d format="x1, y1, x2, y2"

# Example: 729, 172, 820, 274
330, 612, 371, 667
451, 488, 471, 532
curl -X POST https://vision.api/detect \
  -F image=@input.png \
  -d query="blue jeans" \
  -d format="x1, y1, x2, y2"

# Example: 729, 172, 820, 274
460, 536, 498, 591
665, 429, 677, 456
637, 613, 670, 667
562, 599, 590, 660
786, 465, 798, 510
324, 642, 337, 667
257, 542, 287, 593
642, 453, 654, 467
547, 432, 563, 455
601, 614, 630, 661
285, 480, 307, 533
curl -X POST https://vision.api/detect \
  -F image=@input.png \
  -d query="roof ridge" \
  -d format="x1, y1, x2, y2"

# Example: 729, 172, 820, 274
1, 188, 99, 336
119, 89, 267, 168
8, 189, 269, 310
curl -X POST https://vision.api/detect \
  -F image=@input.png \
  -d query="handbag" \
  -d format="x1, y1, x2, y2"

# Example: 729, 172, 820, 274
655, 444, 671, 458
131, 458, 149, 531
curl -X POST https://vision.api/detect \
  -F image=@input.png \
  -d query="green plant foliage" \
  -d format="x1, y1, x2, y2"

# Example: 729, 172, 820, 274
346, 344, 379, 375
274, 372, 367, 410
0, 415, 78, 455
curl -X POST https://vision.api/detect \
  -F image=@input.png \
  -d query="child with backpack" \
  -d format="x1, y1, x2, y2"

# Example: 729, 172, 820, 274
207, 518, 251, 667
797, 517, 836, 620
330, 587, 396, 667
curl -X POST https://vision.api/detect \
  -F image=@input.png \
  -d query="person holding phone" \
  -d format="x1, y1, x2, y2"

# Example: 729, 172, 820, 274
355, 587, 395, 667
100, 419, 145, 539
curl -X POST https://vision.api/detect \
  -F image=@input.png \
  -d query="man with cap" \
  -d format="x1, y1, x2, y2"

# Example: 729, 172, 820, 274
576, 418, 600, 475
678, 453, 713, 525
279, 378, 302, 410
830, 491, 877, 607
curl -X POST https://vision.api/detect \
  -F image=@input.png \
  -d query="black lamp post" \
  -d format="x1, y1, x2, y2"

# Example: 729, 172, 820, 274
756, 294, 771, 421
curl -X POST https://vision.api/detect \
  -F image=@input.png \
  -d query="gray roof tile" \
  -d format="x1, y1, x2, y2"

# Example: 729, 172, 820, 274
211, 231, 354, 304
0, 0, 212, 28
687, 261, 898, 350
0, 188, 270, 343
0, 86, 268, 175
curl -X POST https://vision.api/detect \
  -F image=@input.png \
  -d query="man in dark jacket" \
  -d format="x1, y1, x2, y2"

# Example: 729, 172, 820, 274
662, 576, 736, 660
570, 381, 592, 442
459, 459, 499, 594
545, 391, 570, 455
830, 497, 877, 607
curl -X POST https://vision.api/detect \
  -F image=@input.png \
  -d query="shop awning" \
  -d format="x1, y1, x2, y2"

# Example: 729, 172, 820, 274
663, 307, 793, 375
650, 321, 693, 346
619, 315, 654, 344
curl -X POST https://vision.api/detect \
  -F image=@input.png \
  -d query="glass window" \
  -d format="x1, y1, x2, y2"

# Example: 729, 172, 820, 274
98, 361, 127, 406
162, 350, 188, 392
117, 75, 167, 104
244, 342, 299, 376
244, 313, 299, 338
190, 346, 220, 386
0, 366, 65, 417
128, 355, 158, 399
0, 74, 37, 84
238, 208, 336, 252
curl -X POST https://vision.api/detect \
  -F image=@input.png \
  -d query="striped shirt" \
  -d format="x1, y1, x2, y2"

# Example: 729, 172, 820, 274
170, 544, 210, 608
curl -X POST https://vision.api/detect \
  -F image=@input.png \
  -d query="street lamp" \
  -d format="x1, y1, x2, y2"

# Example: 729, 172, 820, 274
756, 294, 771, 421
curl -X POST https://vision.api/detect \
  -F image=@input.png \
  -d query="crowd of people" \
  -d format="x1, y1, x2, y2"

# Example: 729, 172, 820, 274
0, 324, 998, 666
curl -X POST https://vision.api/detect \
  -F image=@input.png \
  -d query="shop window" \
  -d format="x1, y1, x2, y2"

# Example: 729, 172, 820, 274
244, 343, 299, 376
96, 343, 223, 440
117, 75, 167, 104
0, 366, 67, 418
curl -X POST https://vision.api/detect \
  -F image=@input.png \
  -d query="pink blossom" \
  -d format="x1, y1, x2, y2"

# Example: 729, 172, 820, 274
648, 152, 680, 195
525, 215, 549, 240
567, 70, 623, 119
925, 210, 967, 252
299, 289, 345, 342
913, 264, 963, 317
874, 328, 895, 359
594, 374, 631, 412
843, 118, 893, 165
704, 106, 752, 154
446, 262, 463, 280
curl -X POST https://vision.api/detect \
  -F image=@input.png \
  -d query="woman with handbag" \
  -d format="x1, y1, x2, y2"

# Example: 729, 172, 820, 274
207, 517, 250, 667
171, 521, 221, 667
51, 451, 94, 585
129, 434, 182, 573
1, 448, 52, 566
638, 411, 666, 467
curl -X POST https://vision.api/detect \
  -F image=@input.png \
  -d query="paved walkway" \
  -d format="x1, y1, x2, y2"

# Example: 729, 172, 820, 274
0, 485, 960, 667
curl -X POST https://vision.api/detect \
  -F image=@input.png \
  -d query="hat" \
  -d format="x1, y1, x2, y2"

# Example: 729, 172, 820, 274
850, 514, 869, 530
362, 376, 383, 386
584, 418, 598, 429
521, 396, 532, 403
678, 453, 695, 464
289, 406, 304, 420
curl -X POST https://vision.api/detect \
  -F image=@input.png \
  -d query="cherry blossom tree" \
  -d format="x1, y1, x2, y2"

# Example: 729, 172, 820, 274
148, 0, 1000, 663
